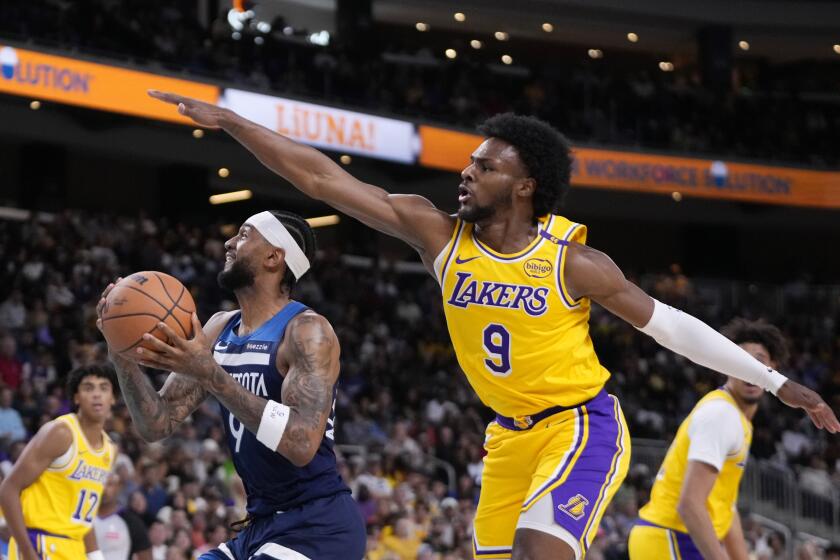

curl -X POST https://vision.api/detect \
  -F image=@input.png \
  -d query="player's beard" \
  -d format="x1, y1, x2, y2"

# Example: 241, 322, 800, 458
457, 191, 511, 223
218, 258, 256, 291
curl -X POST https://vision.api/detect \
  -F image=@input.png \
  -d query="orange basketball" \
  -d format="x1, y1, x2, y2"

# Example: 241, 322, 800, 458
100, 271, 196, 356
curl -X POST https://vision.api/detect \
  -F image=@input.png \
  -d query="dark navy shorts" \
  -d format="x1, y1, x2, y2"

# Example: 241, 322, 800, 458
199, 492, 366, 560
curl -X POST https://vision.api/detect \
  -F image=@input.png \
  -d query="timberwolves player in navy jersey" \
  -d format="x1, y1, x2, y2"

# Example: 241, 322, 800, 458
96, 210, 366, 560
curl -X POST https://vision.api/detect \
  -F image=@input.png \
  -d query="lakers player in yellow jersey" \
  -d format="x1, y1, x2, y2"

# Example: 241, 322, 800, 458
152, 91, 839, 560
629, 319, 786, 560
0, 364, 117, 560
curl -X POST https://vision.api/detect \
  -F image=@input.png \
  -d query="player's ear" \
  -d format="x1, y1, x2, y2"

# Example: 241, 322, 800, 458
264, 247, 284, 271
516, 177, 536, 198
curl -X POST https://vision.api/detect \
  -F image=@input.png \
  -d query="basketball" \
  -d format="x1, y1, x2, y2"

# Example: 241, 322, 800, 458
100, 271, 196, 356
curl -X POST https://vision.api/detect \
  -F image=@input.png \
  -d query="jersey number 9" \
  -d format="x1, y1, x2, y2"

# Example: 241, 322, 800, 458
483, 324, 512, 377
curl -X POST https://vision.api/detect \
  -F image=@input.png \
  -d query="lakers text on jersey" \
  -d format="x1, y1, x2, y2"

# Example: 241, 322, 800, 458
437, 214, 610, 418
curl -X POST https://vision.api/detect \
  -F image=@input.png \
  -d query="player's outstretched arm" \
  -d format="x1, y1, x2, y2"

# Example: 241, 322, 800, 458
0, 421, 73, 560
148, 90, 453, 260
564, 243, 840, 433
95, 281, 225, 441
134, 311, 339, 467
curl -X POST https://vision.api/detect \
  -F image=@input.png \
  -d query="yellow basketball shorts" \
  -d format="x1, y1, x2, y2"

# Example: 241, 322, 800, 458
9, 529, 86, 560
473, 391, 631, 560
628, 520, 704, 560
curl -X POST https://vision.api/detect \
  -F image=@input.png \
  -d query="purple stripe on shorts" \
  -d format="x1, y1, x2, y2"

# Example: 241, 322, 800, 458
550, 391, 623, 541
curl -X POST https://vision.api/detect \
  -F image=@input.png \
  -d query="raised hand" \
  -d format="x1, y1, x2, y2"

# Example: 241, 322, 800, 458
147, 90, 229, 129
776, 380, 840, 433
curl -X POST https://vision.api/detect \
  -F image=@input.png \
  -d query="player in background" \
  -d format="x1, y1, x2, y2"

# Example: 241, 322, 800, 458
629, 319, 788, 560
149, 90, 839, 560
97, 211, 365, 560
0, 364, 118, 560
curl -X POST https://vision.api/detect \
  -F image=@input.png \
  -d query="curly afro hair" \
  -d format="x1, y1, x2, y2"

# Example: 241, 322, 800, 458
721, 318, 789, 367
477, 113, 573, 217
66, 363, 118, 410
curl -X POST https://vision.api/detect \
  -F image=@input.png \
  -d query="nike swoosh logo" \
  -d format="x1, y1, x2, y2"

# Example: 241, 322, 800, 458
455, 255, 481, 265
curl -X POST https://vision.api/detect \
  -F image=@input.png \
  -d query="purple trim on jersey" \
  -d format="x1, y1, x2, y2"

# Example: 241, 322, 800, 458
549, 391, 625, 546
472, 215, 554, 261
555, 223, 582, 308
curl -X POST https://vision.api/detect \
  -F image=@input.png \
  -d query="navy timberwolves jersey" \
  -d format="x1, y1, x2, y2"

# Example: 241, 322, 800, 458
213, 301, 349, 515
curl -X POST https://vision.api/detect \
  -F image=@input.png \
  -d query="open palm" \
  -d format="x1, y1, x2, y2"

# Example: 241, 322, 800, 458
148, 89, 228, 129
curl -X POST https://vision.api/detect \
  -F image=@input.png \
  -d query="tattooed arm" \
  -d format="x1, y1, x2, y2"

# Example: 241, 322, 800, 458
204, 311, 340, 467
111, 358, 209, 442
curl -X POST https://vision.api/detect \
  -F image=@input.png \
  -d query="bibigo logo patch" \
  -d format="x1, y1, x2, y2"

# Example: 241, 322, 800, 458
523, 258, 552, 278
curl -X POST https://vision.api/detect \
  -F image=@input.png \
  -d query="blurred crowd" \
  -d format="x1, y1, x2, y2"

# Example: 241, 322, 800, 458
1, 0, 839, 166
0, 210, 839, 558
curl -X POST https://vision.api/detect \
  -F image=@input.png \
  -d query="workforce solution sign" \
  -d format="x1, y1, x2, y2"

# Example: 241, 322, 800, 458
0, 45, 218, 123
219, 88, 419, 164
418, 125, 840, 209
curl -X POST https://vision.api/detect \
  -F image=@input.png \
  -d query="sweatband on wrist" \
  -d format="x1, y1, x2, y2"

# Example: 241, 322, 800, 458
245, 211, 311, 279
636, 298, 788, 395
88, 551, 105, 560
257, 400, 290, 450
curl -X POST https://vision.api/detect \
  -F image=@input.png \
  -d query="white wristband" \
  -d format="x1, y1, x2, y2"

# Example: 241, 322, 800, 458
257, 400, 290, 451
88, 552, 105, 560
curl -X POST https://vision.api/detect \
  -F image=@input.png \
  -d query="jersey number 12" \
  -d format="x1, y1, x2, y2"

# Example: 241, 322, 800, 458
72, 489, 99, 524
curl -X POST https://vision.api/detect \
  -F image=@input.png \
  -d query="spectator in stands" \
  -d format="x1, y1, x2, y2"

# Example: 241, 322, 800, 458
0, 291, 25, 331
0, 389, 25, 444
0, 336, 22, 390
147, 521, 168, 560
138, 461, 169, 519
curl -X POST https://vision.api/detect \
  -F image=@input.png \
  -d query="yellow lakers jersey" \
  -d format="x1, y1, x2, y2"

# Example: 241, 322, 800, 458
21, 413, 115, 539
639, 390, 752, 538
436, 214, 610, 417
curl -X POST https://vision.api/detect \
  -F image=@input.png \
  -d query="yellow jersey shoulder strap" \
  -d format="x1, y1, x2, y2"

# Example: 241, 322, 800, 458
542, 214, 587, 246
434, 218, 465, 284
543, 215, 588, 308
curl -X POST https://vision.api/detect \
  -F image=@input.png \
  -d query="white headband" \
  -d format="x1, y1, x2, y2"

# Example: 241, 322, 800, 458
245, 211, 311, 280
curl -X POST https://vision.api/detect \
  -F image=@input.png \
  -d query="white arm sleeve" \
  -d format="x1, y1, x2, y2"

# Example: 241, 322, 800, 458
686, 400, 744, 471
637, 299, 788, 394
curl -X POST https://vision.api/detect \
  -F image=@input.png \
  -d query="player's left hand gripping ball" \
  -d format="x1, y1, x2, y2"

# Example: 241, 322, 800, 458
135, 313, 215, 377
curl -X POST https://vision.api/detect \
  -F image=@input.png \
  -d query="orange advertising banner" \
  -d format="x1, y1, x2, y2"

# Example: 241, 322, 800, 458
419, 125, 840, 209
0, 45, 218, 124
